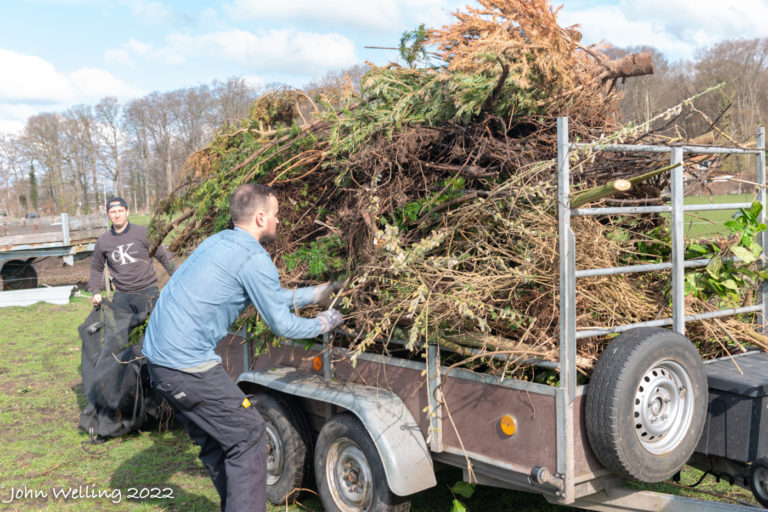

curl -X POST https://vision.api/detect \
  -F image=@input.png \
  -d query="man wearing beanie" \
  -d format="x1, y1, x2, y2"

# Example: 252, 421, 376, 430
87, 196, 175, 324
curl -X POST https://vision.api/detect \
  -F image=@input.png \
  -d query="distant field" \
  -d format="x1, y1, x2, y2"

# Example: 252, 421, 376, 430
682, 193, 758, 239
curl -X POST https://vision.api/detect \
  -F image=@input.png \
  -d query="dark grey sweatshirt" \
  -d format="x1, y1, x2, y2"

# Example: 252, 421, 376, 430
87, 223, 174, 293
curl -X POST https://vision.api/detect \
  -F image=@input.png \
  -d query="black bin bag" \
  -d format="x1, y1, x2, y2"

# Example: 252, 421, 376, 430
78, 300, 161, 438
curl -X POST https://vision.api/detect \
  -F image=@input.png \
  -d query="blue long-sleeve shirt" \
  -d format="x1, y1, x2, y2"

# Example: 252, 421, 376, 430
142, 227, 321, 369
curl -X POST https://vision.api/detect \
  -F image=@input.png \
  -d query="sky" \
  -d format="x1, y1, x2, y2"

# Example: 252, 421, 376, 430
1, 0, 767, 134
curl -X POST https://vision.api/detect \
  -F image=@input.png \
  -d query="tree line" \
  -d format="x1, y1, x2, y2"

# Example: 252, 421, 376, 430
0, 37, 766, 218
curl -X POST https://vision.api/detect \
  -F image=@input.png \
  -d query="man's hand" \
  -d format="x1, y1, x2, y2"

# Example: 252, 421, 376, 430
313, 280, 345, 309
316, 309, 343, 334
92, 293, 102, 307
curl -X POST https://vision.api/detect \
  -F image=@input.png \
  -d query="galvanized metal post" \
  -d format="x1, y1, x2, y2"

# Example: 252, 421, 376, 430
556, 117, 575, 502
757, 127, 767, 332
323, 333, 333, 380
427, 342, 444, 452
61, 213, 73, 265
670, 148, 685, 335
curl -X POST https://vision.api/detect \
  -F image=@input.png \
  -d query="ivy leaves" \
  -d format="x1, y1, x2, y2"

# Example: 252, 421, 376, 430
684, 201, 768, 301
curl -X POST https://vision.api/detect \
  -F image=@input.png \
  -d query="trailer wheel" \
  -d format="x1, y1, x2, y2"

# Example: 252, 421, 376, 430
1, 260, 37, 290
585, 327, 707, 482
250, 393, 311, 505
315, 414, 410, 512
749, 457, 768, 508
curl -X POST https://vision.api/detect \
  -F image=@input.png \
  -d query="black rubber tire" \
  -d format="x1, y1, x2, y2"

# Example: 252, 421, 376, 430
585, 327, 707, 482
250, 392, 311, 505
315, 414, 410, 512
1, 260, 38, 290
748, 457, 768, 508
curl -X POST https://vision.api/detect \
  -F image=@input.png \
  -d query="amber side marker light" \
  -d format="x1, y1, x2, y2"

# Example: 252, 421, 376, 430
312, 356, 323, 371
500, 414, 517, 436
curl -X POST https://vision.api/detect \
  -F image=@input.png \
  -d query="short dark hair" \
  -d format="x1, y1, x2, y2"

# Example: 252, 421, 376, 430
229, 183, 276, 224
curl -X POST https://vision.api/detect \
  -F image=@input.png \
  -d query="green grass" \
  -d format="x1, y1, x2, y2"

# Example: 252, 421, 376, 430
682, 193, 757, 239
0, 298, 759, 511
129, 214, 153, 227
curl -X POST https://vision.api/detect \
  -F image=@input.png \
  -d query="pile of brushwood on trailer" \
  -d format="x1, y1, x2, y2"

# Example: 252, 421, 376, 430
149, 0, 768, 380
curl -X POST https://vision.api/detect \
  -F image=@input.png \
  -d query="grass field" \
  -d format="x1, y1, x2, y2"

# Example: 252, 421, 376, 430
682, 193, 758, 239
0, 297, 761, 511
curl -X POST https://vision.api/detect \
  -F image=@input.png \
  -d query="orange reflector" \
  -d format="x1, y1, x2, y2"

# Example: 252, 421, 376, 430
313, 356, 323, 371
500, 414, 516, 436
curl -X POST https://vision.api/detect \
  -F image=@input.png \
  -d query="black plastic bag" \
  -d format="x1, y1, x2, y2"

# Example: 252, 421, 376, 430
78, 300, 160, 438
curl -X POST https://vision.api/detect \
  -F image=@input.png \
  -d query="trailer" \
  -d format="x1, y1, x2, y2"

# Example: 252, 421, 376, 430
0, 213, 106, 290
231, 118, 768, 511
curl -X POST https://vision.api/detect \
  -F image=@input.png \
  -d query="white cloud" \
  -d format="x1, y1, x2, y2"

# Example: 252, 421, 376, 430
0, 47, 144, 133
559, 0, 768, 61
127, 0, 174, 24
120, 28, 359, 76
0, 48, 73, 103
224, 0, 401, 32
104, 38, 156, 68
68, 68, 144, 102
223, 0, 467, 33
0, 105, 38, 134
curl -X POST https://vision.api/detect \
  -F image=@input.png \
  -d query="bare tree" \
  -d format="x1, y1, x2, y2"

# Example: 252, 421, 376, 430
124, 97, 155, 210
0, 135, 22, 216
22, 113, 67, 212
174, 85, 214, 157
95, 97, 125, 197
211, 77, 261, 126
146, 92, 181, 197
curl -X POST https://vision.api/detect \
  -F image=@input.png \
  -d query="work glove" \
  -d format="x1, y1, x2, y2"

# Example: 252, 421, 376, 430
316, 309, 344, 334
313, 280, 345, 309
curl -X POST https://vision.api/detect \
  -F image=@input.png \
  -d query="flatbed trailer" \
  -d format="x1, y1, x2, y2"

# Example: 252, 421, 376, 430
232, 118, 768, 511
0, 213, 106, 289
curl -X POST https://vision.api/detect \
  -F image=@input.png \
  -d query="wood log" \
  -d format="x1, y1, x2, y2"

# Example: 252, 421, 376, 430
598, 51, 654, 81
570, 162, 681, 208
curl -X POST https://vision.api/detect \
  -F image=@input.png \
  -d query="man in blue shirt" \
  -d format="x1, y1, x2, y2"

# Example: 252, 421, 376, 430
142, 183, 343, 512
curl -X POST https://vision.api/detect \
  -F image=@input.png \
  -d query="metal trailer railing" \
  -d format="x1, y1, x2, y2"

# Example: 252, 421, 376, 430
556, 116, 767, 504
0, 213, 104, 265
237, 118, 766, 512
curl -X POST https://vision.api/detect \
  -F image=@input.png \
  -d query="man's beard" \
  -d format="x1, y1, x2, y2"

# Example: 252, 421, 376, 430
259, 233, 276, 246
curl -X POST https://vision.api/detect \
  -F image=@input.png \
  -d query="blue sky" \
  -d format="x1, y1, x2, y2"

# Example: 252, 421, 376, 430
1, 0, 766, 133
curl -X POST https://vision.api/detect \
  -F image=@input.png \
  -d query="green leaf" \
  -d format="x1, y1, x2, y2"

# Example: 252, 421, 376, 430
451, 481, 476, 499
450, 500, 468, 512
687, 244, 709, 254
724, 220, 742, 232
750, 200, 763, 219
706, 257, 722, 279
732, 245, 757, 264
721, 279, 739, 291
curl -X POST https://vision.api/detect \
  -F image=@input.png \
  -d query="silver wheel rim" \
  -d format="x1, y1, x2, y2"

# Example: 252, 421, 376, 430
325, 437, 373, 511
265, 421, 284, 485
753, 465, 768, 502
633, 360, 695, 455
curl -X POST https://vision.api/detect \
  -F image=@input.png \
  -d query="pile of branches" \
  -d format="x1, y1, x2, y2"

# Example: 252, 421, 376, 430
149, 0, 766, 377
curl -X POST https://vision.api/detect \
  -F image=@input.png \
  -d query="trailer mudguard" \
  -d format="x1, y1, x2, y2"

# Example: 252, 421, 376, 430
237, 366, 437, 496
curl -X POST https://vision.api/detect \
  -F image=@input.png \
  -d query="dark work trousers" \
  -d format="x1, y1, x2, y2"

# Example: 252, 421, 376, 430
113, 285, 159, 328
147, 362, 266, 512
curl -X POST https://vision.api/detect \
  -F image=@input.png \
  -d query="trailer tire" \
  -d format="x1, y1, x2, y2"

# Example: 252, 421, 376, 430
1, 260, 37, 290
250, 393, 311, 505
748, 457, 768, 508
315, 413, 410, 512
585, 327, 707, 482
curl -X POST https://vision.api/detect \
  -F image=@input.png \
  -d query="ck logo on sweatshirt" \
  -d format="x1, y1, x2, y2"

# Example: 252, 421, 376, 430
111, 243, 137, 265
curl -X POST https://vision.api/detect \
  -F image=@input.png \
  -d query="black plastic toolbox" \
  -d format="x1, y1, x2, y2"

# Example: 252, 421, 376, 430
695, 350, 768, 464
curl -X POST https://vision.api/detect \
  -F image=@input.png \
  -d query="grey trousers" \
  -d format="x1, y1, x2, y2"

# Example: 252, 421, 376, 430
147, 362, 266, 512
113, 285, 158, 328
